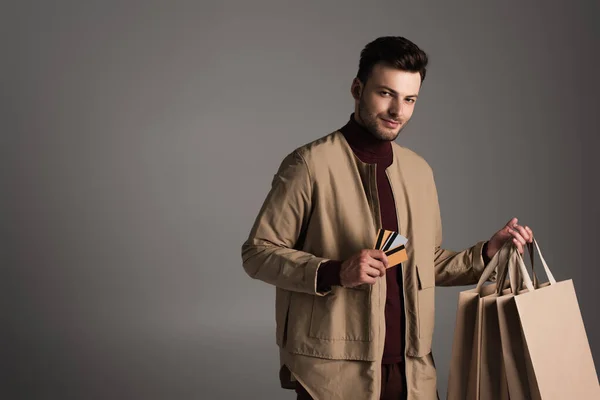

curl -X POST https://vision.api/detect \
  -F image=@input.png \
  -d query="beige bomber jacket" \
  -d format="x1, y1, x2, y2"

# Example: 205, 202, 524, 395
241, 129, 488, 367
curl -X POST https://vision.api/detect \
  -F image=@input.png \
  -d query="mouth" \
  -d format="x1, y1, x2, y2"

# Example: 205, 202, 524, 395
381, 118, 401, 129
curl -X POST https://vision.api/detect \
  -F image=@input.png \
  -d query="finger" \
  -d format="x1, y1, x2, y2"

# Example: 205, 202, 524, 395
366, 258, 386, 276
508, 227, 527, 246
505, 217, 518, 229
501, 222, 517, 237
513, 238, 524, 254
525, 226, 533, 241
514, 224, 531, 242
366, 249, 389, 269
360, 272, 377, 285
364, 265, 383, 278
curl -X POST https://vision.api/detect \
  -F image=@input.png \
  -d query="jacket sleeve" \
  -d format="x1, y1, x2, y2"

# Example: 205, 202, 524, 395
430, 174, 493, 286
241, 150, 332, 296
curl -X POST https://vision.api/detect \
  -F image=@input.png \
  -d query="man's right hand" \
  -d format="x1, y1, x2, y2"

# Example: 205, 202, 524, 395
339, 249, 388, 288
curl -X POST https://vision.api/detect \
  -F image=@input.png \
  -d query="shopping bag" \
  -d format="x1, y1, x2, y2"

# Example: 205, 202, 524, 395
447, 242, 513, 400
476, 246, 526, 400
503, 239, 600, 399
496, 243, 537, 400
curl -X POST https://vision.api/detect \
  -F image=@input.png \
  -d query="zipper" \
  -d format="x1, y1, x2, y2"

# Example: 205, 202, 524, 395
386, 168, 409, 399
371, 164, 384, 352
371, 165, 382, 232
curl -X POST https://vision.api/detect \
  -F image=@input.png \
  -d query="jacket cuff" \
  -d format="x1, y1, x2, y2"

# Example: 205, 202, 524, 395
306, 257, 331, 296
316, 260, 342, 294
471, 240, 488, 281
482, 241, 491, 266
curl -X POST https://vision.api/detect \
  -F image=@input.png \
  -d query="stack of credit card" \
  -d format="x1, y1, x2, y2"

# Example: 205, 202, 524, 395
374, 229, 409, 268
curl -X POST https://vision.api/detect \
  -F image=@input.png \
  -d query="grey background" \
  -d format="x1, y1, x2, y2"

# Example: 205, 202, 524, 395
2, 1, 598, 399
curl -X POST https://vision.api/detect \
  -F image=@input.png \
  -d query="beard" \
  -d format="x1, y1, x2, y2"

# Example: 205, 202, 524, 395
357, 98, 408, 142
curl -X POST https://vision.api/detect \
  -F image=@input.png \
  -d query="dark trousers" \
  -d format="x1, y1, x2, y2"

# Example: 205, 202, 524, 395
295, 362, 406, 400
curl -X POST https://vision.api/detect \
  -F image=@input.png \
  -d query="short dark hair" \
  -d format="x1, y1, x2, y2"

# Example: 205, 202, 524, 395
356, 36, 428, 84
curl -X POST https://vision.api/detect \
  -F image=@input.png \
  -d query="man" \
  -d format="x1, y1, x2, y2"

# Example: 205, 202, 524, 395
241, 36, 533, 400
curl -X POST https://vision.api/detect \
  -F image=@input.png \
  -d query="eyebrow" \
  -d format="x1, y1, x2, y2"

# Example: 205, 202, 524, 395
378, 86, 419, 98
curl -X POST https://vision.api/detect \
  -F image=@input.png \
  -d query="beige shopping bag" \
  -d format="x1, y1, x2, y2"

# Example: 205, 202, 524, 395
496, 242, 539, 400
447, 242, 513, 400
497, 292, 530, 399
504, 239, 600, 399
477, 247, 527, 400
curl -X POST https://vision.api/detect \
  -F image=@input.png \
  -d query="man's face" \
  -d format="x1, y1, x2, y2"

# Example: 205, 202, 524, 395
352, 63, 422, 141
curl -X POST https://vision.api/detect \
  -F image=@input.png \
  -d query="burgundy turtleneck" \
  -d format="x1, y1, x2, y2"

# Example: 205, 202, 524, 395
316, 114, 405, 364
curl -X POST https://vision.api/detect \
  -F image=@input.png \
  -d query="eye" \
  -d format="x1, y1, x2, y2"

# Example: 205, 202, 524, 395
380, 91, 391, 97
406, 98, 416, 104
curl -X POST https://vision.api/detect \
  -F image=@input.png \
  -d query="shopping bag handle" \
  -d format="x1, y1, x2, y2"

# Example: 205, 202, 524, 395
499, 242, 539, 294
476, 240, 512, 291
495, 245, 522, 295
515, 237, 556, 292
477, 237, 542, 294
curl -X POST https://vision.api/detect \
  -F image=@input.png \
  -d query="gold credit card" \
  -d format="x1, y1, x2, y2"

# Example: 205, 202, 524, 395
374, 229, 409, 268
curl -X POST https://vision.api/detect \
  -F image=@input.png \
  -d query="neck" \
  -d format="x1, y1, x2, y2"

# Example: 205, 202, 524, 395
340, 113, 393, 162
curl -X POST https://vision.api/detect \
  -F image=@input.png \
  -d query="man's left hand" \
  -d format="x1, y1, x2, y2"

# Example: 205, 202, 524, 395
486, 217, 533, 259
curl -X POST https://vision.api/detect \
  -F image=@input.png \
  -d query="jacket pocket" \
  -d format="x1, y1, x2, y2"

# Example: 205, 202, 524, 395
308, 286, 371, 341
416, 264, 435, 341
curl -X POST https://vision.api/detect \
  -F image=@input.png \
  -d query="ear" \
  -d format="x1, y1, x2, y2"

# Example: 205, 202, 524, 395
350, 78, 362, 100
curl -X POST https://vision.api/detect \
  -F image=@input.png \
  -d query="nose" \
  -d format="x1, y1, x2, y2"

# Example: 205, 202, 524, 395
388, 98, 401, 118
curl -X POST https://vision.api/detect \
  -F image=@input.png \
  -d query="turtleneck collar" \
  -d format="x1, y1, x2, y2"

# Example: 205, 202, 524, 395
340, 113, 393, 164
